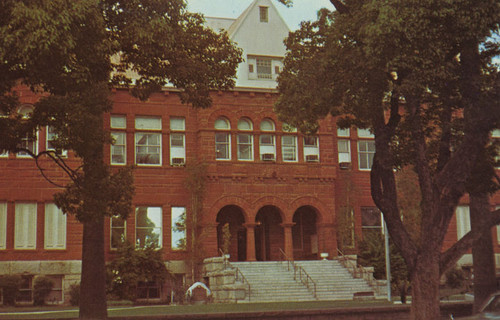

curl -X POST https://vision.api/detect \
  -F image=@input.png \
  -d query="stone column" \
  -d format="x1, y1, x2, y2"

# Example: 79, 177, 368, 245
281, 223, 295, 260
244, 223, 257, 261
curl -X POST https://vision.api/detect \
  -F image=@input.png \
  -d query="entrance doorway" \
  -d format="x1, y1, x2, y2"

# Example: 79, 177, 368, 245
216, 205, 246, 261
292, 206, 318, 260
255, 206, 283, 261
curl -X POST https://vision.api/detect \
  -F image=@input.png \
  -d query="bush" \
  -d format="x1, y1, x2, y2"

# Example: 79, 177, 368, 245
446, 268, 466, 289
69, 283, 80, 306
33, 276, 54, 306
106, 241, 171, 301
0, 275, 21, 306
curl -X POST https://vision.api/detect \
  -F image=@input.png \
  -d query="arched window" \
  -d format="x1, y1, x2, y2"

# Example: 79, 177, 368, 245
237, 118, 253, 161
259, 119, 275, 161
215, 117, 231, 160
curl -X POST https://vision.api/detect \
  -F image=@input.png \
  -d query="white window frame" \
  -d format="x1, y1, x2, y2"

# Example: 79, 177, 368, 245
44, 203, 66, 250
256, 57, 272, 79
135, 116, 162, 166
110, 215, 126, 249
456, 205, 471, 240
282, 135, 298, 162
170, 117, 186, 166
135, 206, 162, 248
358, 140, 375, 170
337, 128, 350, 137
259, 119, 276, 161
304, 136, 319, 162
338, 139, 351, 164
111, 132, 127, 165
171, 207, 187, 251
46, 126, 67, 157
237, 118, 253, 161
0, 203, 6, 249
15, 203, 37, 249
17, 130, 38, 158
357, 128, 374, 138
215, 117, 231, 161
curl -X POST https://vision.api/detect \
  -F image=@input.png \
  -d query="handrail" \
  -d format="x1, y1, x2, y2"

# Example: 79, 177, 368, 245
220, 250, 251, 302
279, 249, 317, 299
337, 249, 379, 295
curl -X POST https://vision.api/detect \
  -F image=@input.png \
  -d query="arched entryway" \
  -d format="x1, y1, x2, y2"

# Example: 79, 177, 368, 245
292, 206, 318, 260
216, 205, 246, 261
255, 206, 283, 261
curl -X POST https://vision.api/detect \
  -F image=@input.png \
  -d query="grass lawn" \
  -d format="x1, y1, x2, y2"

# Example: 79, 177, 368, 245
0, 300, 394, 319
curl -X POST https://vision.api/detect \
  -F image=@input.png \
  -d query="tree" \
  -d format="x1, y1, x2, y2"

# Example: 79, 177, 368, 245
275, 0, 500, 319
0, 1, 242, 319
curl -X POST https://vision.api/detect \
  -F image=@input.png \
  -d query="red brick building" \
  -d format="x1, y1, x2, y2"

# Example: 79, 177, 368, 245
1, 0, 499, 305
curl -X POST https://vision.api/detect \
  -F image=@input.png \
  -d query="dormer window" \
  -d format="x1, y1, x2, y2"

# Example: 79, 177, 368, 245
259, 6, 268, 22
248, 56, 283, 81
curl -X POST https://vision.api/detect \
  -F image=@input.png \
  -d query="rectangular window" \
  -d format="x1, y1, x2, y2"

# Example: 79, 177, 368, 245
135, 117, 162, 166
136, 207, 162, 248
15, 203, 37, 249
170, 117, 186, 166
46, 126, 67, 157
137, 281, 161, 300
111, 115, 127, 129
304, 136, 319, 162
259, 134, 276, 161
45, 275, 64, 304
282, 135, 297, 162
338, 140, 351, 163
45, 203, 66, 250
17, 131, 37, 158
357, 128, 374, 138
215, 133, 231, 160
337, 128, 350, 137
259, 6, 268, 22
17, 275, 33, 303
171, 207, 186, 250
111, 216, 126, 249
339, 208, 355, 248
358, 140, 375, 170
237, 134, 253, 161
456, 205, 470, 240
0, 203, 6, 249
256, 58, 272, 79
111, 132, 126, 165
361, 207, 382, 238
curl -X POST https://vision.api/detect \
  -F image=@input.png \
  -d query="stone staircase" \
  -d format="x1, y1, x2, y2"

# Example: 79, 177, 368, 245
296, 260, 376, 300
231, 261, 316, 302
204, 257, 380, 303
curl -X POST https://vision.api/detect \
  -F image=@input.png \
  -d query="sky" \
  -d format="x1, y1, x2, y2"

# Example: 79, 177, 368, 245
186, 0, 334, 31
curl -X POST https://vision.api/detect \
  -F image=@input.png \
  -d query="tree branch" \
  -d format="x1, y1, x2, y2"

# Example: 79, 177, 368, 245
440, 208, 500, 274
330, 0, 349, 14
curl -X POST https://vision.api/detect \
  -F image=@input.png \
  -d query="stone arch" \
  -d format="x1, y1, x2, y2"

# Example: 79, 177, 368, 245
254, 205, 284, 261
216, 205, 247, 262
206, 196, 251, 224
290, 196, 330, 224
251, 196, 289, 222
207, 109, 239, 130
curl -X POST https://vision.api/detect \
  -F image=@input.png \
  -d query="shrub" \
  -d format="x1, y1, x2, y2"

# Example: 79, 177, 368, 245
446, 268, 466, 289
0, 275, 21, 306
106, 241, 171, 301
69, 283, 80, 306
33, 276, 54, 306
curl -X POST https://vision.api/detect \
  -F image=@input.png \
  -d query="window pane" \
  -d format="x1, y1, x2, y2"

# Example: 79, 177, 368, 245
337, 128, 350, 137
111, 216, 126, 249
260, 119, 275, 131
170, 117, 185, 131
357, 128, 374, 138
215, 117, 230, 130
136, 207, 162, 248
170, 133, 184, 147
171, 207, 186, 250
282, 135, 297, 162
259, 6, 268, 22
257, 58, 272, 79
111, 132, 126, 165
0, 203, 6, 249
260, 134, 274, 145
135, 117, 161, 130
215, 133, 230, 160
238, 134, 253, 160
358, 140, 375, 170
304, 136, 318, 147
111, 115, 126, 129
135, 133, 161, 165
45, 203, 66, 250
15, 203, 37, 249
456, 206, 471, 240
237, 118, 252, 131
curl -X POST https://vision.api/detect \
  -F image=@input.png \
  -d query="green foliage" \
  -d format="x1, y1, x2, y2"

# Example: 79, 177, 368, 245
445, 268, 467, 289
358, 232, 408, 284
69, 284, 80, 306
106, 241, 171, 301
33, 276, 54, 306
0, 275, 21, 306
222, 223, 231, 254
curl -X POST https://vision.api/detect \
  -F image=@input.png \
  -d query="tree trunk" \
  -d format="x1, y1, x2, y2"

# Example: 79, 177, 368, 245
470, 192, 496, 313
79, 216, 107, 320
410, 251, 441, 320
